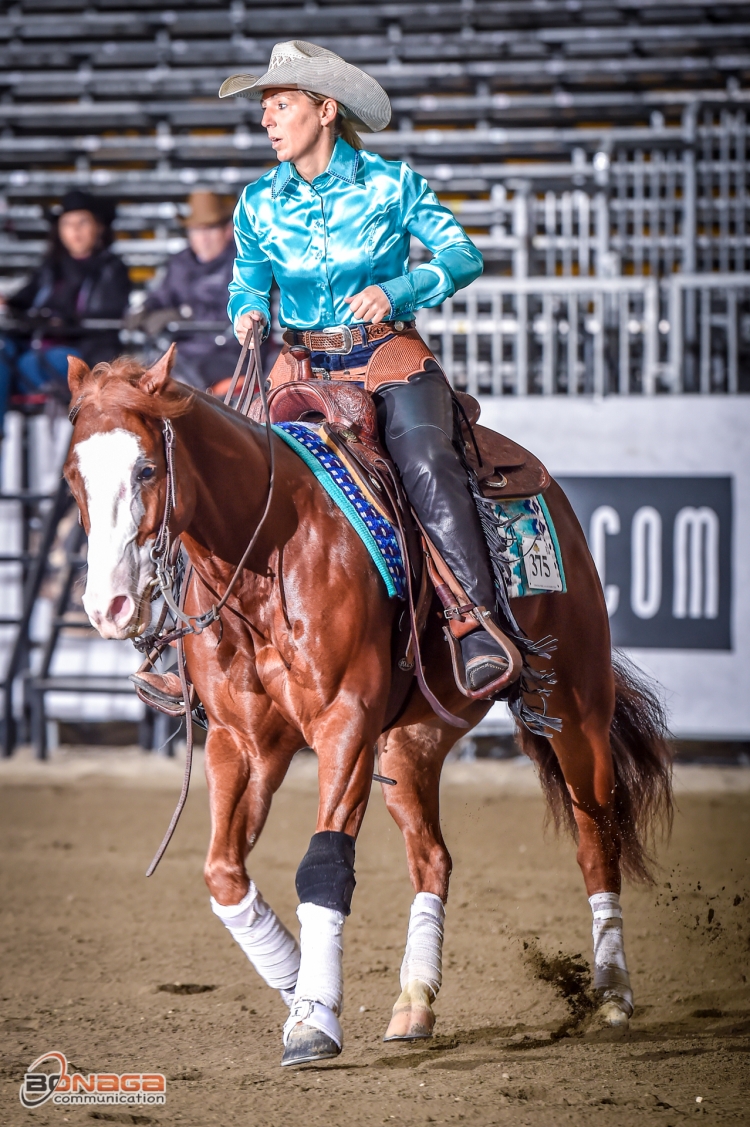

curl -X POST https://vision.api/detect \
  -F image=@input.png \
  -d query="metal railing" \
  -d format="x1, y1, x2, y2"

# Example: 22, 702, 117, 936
417, 277, 659, 397
418, 273, 750, 396
665, 273, 750, 394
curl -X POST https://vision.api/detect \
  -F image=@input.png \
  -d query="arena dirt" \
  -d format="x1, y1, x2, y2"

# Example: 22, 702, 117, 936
0, 752, 747, 1126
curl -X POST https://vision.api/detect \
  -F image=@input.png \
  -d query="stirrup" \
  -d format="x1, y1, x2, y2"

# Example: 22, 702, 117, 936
130, 671, 193, 718
443, 607, 523, 701
464, 652, 509, 691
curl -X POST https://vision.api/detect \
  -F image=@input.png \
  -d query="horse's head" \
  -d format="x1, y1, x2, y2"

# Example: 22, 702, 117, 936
63, 345, 191, 640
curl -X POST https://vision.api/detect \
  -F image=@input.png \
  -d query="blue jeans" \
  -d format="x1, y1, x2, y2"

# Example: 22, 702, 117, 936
308, 340, 381, 374
0, 335, 12, 430
0, 336, 80, 428
17, 345, 76, 392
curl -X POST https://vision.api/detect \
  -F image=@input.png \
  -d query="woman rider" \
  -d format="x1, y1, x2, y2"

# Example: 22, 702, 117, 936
222, 40, 513, 694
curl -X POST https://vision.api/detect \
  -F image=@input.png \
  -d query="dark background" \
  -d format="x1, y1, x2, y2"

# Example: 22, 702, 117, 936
558, 475, 733, 650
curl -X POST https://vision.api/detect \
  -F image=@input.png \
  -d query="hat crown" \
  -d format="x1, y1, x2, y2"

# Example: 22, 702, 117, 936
268, 40, 332, 69
184, 190, 233, 227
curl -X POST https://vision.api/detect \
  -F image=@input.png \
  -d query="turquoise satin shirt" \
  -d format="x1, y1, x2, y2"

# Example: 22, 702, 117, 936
228, 137, 483, 332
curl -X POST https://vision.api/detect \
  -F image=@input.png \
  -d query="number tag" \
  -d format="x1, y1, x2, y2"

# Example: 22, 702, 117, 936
521, 534, 563, 592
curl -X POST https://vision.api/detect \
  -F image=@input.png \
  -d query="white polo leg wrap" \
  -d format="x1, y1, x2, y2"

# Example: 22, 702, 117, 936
400, 892, 445, 1000
283, 902, 345, 1049
211, 882, 300, 1007
589, 892, 633, 1016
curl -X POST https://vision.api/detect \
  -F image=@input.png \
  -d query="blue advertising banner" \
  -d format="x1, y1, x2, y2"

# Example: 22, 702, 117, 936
558, 476, 733, 650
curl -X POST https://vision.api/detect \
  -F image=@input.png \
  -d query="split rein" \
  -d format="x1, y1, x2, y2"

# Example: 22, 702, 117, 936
148, 318, 274, 643
139, 319, 273, 876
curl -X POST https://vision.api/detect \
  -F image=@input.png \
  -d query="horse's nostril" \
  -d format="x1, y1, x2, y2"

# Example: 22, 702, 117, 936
108, 594, 132, 622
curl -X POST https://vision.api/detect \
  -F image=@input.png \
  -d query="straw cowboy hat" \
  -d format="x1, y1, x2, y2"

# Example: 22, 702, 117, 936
183, 191, 234, 228
218, 40, 391, 133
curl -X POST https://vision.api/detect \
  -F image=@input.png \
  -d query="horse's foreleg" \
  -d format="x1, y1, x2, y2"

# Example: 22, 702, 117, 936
204, 723, 300, 1007
378, 720, 458, 1042
281, 703, 380, 1067
548, 717, 633, 1028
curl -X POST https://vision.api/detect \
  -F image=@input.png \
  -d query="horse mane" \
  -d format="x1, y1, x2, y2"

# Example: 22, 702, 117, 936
77, 355, 195, 420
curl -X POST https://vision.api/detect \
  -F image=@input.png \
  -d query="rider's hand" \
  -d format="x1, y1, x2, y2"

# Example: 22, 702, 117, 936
235, 310, 267, 346
344, 285, 391, 325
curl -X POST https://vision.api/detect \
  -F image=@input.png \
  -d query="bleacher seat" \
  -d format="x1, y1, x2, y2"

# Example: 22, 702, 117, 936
0, 0, 748, 288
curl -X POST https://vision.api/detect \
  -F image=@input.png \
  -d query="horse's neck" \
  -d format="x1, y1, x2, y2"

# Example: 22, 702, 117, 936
174, 395, 271, 568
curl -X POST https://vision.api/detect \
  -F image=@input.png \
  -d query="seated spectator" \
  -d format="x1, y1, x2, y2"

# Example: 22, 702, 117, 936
0, 190, 130, 423
135, 191, 240, 390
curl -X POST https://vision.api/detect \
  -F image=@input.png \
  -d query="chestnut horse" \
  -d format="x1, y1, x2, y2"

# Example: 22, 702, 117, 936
63, 348, 671, 1064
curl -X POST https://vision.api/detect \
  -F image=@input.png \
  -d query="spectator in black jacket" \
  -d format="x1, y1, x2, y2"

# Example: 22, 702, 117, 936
135, 191, 240, 390
0, 190, 129, 424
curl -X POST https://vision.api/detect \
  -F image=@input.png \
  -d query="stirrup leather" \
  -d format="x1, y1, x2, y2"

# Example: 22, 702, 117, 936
418, 526, 523, 701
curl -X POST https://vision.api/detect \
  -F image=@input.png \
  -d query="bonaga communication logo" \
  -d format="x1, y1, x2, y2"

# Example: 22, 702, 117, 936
20, 1051, 166, 1109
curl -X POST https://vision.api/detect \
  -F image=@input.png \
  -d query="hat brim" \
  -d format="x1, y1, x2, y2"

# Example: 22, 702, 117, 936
218, 61, 391, 133
183, 217, 233, 229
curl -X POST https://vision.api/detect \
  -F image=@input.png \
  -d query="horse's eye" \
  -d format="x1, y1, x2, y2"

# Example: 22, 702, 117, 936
138, 465, 156, 482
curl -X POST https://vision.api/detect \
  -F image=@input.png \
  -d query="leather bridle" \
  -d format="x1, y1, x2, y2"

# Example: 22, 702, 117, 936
148, 317, 274, 639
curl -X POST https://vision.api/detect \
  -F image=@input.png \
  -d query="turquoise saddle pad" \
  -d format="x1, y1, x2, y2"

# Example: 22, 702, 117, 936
273, 422, 406, 599
489, 494, 567, 598
273, 421, 565, 602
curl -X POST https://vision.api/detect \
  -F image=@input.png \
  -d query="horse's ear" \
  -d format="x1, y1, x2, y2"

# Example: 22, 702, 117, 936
139, 343, 177, 395
67, 355, 91, 396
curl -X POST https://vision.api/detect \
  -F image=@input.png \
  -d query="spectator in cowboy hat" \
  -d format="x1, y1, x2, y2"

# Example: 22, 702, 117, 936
134, 191, 241, 390
0, 189, 129, 421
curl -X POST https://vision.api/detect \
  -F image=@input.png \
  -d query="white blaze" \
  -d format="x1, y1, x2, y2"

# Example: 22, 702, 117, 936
76, 429, 155, 638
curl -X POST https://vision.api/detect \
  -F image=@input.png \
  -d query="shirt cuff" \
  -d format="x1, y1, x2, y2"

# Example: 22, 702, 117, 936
378, 276, 414, 319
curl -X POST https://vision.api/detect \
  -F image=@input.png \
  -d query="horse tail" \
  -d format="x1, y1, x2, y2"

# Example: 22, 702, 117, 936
517, 651, 674, 884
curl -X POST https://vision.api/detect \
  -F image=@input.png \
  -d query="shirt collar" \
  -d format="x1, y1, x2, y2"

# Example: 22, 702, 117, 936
271, 137, 360, 198
271, 160, 294, 198
325, 137, 360, 185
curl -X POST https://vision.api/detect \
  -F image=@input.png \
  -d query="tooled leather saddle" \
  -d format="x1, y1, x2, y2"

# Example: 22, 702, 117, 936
265, 379, 550, 502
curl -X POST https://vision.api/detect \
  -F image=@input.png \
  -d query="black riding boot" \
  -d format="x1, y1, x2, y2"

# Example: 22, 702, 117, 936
374, 366, 511, 691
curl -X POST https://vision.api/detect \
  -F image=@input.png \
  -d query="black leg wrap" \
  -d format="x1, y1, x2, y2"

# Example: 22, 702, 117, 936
295, 831, 356, 917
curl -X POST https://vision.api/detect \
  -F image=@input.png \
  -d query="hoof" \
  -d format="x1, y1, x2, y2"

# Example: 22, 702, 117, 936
595, 999, 631, 1028
281, 1023, 341, 1068
584, 995, 632, 1039
383, 981, 435, 1042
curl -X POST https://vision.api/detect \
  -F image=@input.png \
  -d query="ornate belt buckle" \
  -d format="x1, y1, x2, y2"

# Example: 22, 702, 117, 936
322, 324, 354, 355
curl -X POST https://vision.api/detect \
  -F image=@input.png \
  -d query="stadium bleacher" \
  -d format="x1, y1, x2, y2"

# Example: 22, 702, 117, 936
0, 0, 748, 288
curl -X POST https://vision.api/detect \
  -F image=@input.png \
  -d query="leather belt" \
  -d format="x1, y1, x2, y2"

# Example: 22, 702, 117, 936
282, 320, 408, 356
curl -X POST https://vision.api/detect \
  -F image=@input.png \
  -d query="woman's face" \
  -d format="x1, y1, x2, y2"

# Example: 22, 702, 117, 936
260, 88, 337, 164
58, 209, 103, 259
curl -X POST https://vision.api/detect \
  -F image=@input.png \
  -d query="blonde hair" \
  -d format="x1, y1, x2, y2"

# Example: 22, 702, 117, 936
302, 90, 363, 151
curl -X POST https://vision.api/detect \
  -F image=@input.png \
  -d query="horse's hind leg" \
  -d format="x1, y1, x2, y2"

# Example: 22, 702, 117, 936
378, 718, 459, 1042
534, 698, 634, 1029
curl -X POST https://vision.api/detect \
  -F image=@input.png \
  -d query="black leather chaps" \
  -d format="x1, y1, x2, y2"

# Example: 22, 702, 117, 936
373, 365, 497, 612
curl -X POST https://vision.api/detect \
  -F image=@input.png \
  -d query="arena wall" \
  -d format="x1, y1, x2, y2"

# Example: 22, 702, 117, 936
479, 395, 750, 739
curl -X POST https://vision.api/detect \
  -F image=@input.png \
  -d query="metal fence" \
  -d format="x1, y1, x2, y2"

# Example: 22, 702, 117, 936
418, 274, 750, 396
407, 106, 750, 395
666, 273, 750, 394
423, 108, 750, 279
